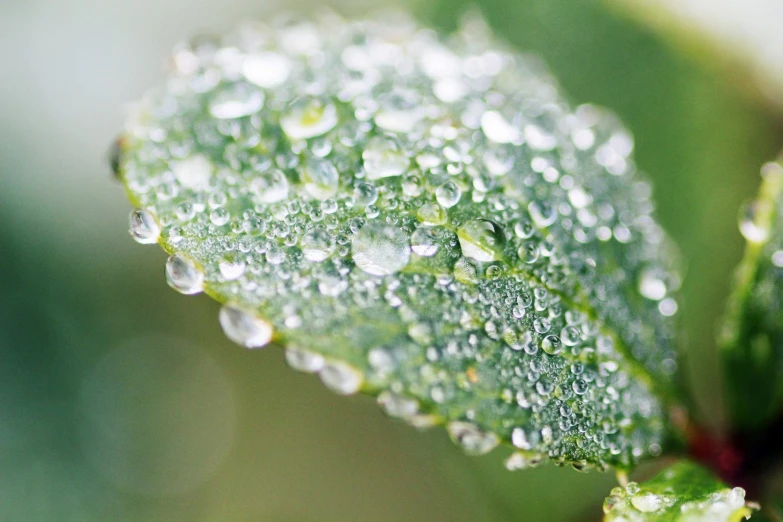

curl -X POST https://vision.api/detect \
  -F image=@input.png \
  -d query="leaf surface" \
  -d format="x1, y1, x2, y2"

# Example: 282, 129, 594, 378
603, 460, 755, 521
117, 12, 682, 470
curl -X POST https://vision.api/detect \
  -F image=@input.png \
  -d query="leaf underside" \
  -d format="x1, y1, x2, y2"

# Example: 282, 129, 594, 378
117, 12, 682, 470
603, 460, 754, 521
721, 160, 783, 430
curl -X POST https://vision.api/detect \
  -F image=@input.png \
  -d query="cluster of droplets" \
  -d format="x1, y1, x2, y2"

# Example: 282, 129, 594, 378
604, 481, 750, 522
121, 11, 680, 468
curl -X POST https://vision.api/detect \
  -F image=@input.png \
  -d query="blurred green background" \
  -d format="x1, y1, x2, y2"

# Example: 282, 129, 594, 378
1, 0, 781, 520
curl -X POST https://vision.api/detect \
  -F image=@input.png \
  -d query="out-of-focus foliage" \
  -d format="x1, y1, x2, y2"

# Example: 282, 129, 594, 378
721, 160, 783, 429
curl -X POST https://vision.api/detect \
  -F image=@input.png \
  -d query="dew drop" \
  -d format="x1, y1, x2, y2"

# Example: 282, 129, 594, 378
363, 136, 409, 180
436, 181, 461, 208
447, 422, 499, 455
285, 346, 325, 373
281, 98, 338, 140
739, 200, 771, 242
165, 253, 204, 295
209, 83, 264, 119
242, 52, 291, 88
219, 303, 273, 348
301, 159, 339, 200
528, 201, 557, 227
218, 255, 246, 280
417, 202, 447, 226
301, 228, 334, 262
319, 361, 363, 395
377, 391, 419, 418
541, 335, 562, 355
480, 111, 520, 144
352, 223, 411, 276
411, 227, 439, 257
457, 219, 506, 262
353, 182, 378, 207
638, 268, 667, 301
251, 169, 289, 203
631, 492, 662, 513
172, 154, 213, 190
129, 209, 161, 244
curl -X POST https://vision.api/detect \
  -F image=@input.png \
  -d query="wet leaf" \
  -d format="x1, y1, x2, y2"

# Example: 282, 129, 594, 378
116, 12, 682, 470
603, 460, 755, 521
721, 159, 783, 429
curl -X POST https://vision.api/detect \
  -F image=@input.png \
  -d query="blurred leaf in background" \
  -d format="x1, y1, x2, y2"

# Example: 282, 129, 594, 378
0, 0, 781, 521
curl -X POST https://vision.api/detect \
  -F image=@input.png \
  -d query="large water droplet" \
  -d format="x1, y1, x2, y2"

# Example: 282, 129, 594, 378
281, 98, 338, 140
447, 422, 499, 455
301, 159, 339, 200
129, 209, 161, 244
319, 361, 363, 394
165, 253, 204, 295
251, 169, 289, 203
219, 303, 273, 348
209, 83, 264, 119
363, 136, 409, 180
457, 219, 506, 262
351, 223, 411, 276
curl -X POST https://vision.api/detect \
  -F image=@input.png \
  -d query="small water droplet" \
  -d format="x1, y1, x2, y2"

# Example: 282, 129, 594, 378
285, 346, 325, 373
129, 209, 161, 244
480, 111, 520, 144
638, 268, 667, 300
319, 361, 363, 394
541, 335, 562, 355
739, 200, 771, 242
436, 181, 461, 208
351, 223, 411, 276
363, 136, 409, 180
281, 98, 338, 140
377, 391, 419, 418
172, 154, 213, 190
528, 201, 557, 227
242, 52, 291, 88
219, 303, 273, 348
251, 169, 289, 203
457, 219, 506, 262
631, 491, 662, 513
209, 83, 264, 119
301, 228, 334, 262
447, 421, 499, 455
301, 159, 339, 200
411, 227, 439, 257
417, 202, 447, 225
218, 255, 246, 280
165, 253, 204, 295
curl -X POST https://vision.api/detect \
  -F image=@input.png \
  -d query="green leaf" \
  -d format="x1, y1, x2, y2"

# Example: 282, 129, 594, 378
720, 159, 783, 429
603, 460, 755, 521
116, 12, 683, 470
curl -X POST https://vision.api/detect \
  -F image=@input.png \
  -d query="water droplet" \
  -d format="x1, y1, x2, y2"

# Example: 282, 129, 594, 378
363, 136, 409, 180
353, 182, 378, 207
129, 209, 160, 244
514, 220, 535, 239
638, 268, 667, 300
457, 219, 506, 262
447, 421, 499, 455
219, 303, 273, 348
281, 98, 338, 140
218, 255, 246, 280
209, 83, 264, 119
301, 228, 334, 262
377, 391, 419, 418
172, 154, 213, 190
511, 427, 540, 449
435, 181, 461, 208
417, 202, 447, 225
541, 335, 562, 355
165, 253, 204, 295
242, 52, 291, 88
411, 227, 439, 256
319, 360, 363, 395
351, 223, 411, 276
301, 159, 339, 200
631, 491, 662, 513
480, 111, 520, 144
528, 201, 557, 227
374, 90, 423, 133
518, 242, 539, 263
251, 169, 289, 203
285, 346, 325, 373
505, 451, 545, 470
773, 250, 783, 267
739, 200, 771, 242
